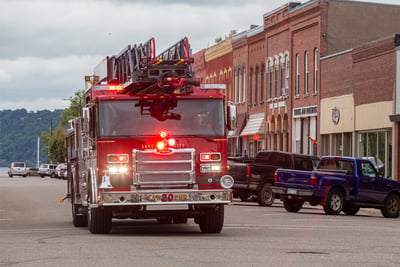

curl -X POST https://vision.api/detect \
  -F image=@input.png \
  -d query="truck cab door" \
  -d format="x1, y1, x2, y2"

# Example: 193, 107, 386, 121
357, 161, 385, 203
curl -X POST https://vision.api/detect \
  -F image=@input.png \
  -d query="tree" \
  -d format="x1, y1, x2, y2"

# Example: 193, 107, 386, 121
60, 90, 85, 127
41, 89, 85, 163
41, 125, 66, 163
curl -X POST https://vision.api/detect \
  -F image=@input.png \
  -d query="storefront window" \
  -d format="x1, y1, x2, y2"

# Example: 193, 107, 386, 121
358, 131, 391, 177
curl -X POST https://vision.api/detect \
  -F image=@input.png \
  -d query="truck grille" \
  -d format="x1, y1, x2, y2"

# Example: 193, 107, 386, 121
132, 148, 195, 188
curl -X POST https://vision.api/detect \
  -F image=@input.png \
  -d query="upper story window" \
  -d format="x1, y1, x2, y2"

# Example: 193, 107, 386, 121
295, 53, 300, 97
249, 68, 254, 105
234, 69, 239, 104
255, 66, 259, 105
304, 51, 309, 96
242, 68, 246, 103
313, 48, 319, 94
274, 58, 279, 98
261, 64, 265, 102
285, 54, 289, 93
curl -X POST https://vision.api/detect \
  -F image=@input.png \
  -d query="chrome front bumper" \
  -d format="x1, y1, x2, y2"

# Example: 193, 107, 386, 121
91, 189, 233, 208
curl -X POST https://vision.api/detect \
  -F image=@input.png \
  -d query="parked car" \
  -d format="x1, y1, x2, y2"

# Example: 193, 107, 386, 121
272, 156, 400, 217
56, 163, 67, 179
229, 151, 319, 206
9, 162, 27, 178
27, 167, 39, 176
39, 163, 58, 178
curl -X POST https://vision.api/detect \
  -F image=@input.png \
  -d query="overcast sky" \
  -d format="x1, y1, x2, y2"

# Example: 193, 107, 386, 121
1, 0, 399, 112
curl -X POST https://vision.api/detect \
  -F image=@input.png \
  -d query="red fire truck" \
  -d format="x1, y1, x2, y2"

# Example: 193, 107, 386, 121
64, 37, 236, 234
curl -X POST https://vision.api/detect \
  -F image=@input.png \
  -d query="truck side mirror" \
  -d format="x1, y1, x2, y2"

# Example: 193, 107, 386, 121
82, 107, 90, 133
227, 102, 237, 131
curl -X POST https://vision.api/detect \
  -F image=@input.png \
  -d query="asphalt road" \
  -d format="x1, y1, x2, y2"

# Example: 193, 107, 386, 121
1, 176, 400, 267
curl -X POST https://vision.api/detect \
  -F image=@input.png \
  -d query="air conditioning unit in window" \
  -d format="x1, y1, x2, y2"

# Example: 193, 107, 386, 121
281, 88, 288, 95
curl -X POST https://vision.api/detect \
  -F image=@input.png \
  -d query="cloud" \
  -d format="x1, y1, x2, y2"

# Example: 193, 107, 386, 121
1, 0, 399, 111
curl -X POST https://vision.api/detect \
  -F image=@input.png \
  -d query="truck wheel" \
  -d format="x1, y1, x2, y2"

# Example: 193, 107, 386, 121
283, 199, 304, 212
257, 183, 274, 206
199, 205, 224, 233
51, 173, 56, 178
323, 188, 344, 215
381, 193, 400, 218
88, 206, 112, 234
342, 203, 360, 215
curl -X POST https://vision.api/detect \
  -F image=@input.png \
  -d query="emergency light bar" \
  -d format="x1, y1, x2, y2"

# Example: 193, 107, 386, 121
199, 84, 226, 90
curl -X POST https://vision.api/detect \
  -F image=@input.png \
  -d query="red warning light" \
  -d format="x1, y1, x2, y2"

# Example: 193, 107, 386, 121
160, 131, 168, 138
157, 141, 165, 150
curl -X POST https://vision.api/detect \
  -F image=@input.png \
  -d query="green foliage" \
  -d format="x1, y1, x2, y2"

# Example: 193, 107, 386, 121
41, 125, 66, 164
0, 90, 85, 167
0, 109, 63, 167
41, 89, 85, 164
60, 90, 85, 127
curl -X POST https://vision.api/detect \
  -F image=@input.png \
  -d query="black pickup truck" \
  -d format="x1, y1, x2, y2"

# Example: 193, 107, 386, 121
228, 151, 318, 206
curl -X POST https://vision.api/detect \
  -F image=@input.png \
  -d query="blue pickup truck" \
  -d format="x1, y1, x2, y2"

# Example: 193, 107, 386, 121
272, 156, 400, 218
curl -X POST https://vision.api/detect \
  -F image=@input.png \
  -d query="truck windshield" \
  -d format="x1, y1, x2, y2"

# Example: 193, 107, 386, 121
98, 99, 225, 137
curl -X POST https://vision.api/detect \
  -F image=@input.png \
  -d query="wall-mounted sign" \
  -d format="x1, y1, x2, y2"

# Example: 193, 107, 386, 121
332, 107, 340, 125
292, 105, 318, 118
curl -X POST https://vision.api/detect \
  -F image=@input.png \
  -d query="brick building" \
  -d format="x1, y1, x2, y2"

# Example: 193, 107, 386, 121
261, 0, 400, 158
193, 0, 400, 171
321, 34, 400, 179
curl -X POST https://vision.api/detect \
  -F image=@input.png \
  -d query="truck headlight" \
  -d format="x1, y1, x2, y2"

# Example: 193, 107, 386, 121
220, 175, 234, 189
108, 165, 129, 175
200, 163, 221, 173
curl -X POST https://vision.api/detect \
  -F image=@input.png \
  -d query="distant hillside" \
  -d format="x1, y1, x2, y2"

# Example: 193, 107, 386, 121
0, 109, 64, 167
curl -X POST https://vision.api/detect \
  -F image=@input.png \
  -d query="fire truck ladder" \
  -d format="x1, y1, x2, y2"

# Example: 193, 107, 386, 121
94, 37, 200, 94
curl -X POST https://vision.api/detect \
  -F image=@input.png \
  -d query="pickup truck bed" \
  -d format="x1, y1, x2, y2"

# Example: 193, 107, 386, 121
229, 151, 318, 206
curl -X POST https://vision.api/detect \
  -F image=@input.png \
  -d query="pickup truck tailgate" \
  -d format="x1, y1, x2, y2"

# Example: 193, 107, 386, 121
275, 169, 313, 186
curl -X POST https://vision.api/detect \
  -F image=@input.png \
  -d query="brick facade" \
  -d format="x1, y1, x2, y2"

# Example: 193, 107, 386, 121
193, 1, 400, 173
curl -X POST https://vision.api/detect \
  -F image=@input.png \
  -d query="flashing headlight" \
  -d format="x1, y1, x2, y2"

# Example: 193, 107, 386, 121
200, 152, 221, 162
200, 163, 221, 173
220, 175, 234, 189
108, 165, 129, 175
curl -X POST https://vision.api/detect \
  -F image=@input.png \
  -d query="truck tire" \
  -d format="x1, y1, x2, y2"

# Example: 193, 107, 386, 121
342, 203, 360, 215
88, 206, 112, 234
283, 199, 304, 212
323, 188, 344, 215
257, 183, 274, 206
199, 205, 224, 233
381, 193, 400, 218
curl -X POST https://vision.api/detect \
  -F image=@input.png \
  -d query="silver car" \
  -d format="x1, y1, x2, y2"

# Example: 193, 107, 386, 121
39, 163, 58, 178
9, 162, 27, 177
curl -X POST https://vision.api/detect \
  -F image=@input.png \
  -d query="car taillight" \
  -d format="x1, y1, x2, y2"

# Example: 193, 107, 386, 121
310, 175, 318, 186
274, 170, 278, 182
246, 165, 251, 176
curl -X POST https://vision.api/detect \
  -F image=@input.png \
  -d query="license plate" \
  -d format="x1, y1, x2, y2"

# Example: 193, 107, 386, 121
147, 193, 189, 202
287, 188, 297, 195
